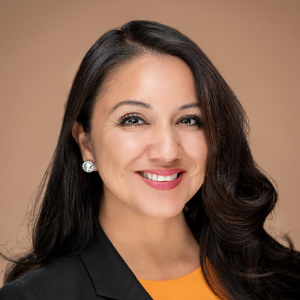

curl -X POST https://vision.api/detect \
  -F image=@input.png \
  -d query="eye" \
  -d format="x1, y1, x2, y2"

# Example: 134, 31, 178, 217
177, 114, 204, 128
117, 114, 148, 127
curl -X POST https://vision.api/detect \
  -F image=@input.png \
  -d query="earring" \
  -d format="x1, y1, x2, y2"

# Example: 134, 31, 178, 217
82, 161, 95, 173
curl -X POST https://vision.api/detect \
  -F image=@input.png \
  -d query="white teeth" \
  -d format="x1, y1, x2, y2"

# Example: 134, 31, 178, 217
140, 172, 179, 181
157, 175, 165, 181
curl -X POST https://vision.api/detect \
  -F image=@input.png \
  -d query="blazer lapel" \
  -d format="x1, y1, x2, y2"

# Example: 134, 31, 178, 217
80, 223, 152, 300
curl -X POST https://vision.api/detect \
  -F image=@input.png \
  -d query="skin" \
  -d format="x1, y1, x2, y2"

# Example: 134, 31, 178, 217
72, 54, 208, 280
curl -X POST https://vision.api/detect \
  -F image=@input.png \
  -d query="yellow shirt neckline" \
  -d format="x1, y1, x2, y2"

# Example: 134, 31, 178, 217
138, 267, 219, 299
138, 266, 201, 283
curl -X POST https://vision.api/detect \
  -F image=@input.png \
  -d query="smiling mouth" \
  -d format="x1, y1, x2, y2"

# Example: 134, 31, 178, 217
139, 171, 180, 182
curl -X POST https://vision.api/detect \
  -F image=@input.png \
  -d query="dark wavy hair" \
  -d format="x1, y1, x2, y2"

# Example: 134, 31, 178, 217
4, 20, 300, 299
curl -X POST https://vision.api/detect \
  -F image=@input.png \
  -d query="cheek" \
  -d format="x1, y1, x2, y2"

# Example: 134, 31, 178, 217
93, 130, 148, 174
182, 133, 208, 199
182, 132, 208, 169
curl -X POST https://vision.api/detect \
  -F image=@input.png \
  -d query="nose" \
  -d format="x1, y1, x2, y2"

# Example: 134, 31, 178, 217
147, 126, 182, 163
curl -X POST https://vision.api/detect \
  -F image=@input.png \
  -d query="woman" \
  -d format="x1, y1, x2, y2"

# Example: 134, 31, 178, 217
1, 20, 299, 300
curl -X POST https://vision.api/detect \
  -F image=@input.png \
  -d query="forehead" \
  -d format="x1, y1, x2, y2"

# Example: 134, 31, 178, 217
94, 54, 198, 113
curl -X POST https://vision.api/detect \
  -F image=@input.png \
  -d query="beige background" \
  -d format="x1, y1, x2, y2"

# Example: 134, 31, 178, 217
0, 0, 299, 286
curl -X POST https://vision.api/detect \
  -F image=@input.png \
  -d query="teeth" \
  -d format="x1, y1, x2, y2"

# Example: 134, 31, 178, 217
140, 172, 179, 181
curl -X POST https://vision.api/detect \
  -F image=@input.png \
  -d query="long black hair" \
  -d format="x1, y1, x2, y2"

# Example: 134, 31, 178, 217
4, 20, 300, 299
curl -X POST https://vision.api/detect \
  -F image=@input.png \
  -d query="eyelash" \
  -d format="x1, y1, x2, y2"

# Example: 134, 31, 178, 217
116, 113, 204, 128
117, 114, 149, 127
177, 114, 204, 128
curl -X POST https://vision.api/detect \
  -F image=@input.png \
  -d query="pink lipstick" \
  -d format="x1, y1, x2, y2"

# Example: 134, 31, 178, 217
137, 169, 185, 191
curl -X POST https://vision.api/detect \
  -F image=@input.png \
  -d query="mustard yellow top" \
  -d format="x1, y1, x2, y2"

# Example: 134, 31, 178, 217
138, 267, 219, 300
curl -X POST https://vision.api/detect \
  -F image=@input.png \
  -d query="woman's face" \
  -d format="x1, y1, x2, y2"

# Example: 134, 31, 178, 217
79, 54, 208, 219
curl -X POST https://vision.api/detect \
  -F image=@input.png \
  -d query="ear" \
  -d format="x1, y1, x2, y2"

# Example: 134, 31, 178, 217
72, 121, 97, 171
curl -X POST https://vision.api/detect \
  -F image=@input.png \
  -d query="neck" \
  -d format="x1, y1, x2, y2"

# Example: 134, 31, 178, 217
98, 197, 200, 280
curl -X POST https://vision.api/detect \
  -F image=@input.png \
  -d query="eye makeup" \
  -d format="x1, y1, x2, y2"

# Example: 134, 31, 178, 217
117, 113, 149, 127
176, 114, 204, 128
116, 113, 204, 128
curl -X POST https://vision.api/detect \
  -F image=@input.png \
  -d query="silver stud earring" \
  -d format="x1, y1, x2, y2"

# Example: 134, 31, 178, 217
82, 161, 95, 173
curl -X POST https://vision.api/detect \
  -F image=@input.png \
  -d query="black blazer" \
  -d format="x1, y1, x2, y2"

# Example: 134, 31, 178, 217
0, 224, 153, 300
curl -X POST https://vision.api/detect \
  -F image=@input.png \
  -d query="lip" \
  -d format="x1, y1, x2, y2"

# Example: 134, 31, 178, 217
136, 170, 185, 191
138, 169, 185, 176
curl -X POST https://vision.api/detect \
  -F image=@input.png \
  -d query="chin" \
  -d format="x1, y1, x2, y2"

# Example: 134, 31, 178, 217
134, 200, 187, 220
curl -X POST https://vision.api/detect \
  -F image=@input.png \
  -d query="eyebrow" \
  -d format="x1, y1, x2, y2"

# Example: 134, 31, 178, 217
109, 100, 152, 114
178, 102, 201, 110
109, 100, 200, 114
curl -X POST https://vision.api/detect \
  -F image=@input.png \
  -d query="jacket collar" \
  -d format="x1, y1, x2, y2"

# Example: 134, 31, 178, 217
79, 223, 152, 300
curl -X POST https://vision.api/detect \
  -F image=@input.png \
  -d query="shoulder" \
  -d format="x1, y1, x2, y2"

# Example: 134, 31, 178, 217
0, 255, 96, 300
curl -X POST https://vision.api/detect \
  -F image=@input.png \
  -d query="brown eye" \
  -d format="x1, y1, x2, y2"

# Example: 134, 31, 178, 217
117, 114, 148, 127
177, 114, 204, 128
124, 117, 144, 125
180, 118, 197, 125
